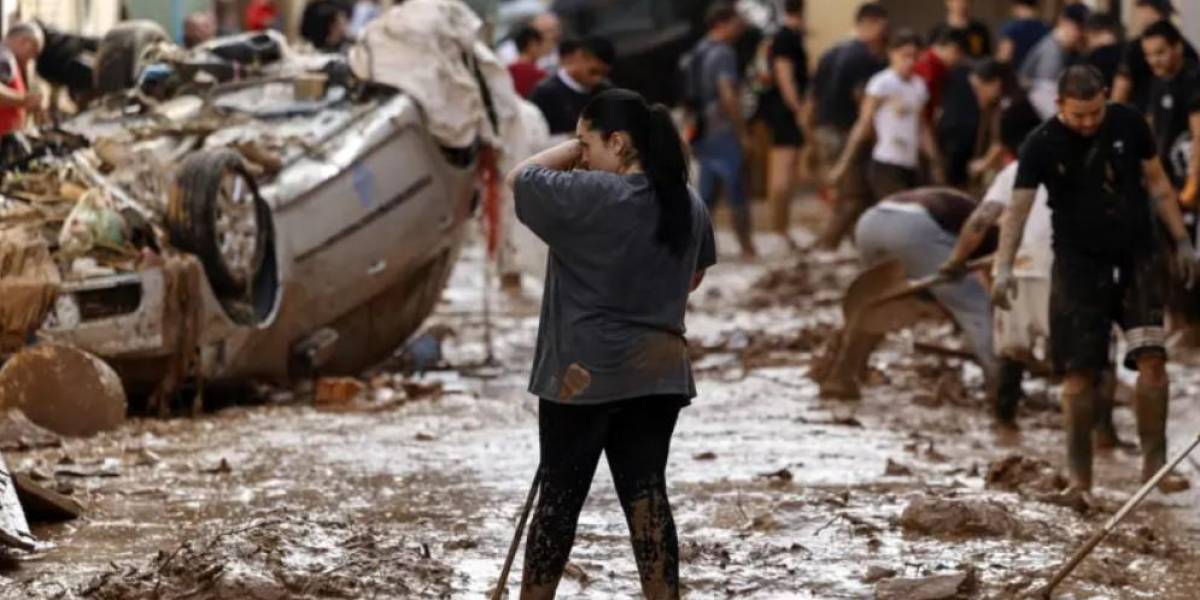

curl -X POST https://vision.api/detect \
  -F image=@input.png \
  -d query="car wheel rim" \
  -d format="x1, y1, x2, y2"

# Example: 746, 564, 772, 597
215, 170, 259, 284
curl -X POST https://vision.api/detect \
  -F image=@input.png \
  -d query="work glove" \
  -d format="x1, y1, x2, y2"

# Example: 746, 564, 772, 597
1175, 237, 1198, 289
990, 267, 1017, 310
937, 257, 969, 280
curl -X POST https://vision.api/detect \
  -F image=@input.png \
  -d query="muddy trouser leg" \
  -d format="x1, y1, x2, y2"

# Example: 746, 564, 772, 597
995, 357, 1024, 423
815, 129, 872, 250
605, 398, 683, 600
695, 132, 754, 254
521, 400, 609, 599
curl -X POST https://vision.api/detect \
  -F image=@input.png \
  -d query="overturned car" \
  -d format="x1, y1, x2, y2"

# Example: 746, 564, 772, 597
0, 31, 483, 409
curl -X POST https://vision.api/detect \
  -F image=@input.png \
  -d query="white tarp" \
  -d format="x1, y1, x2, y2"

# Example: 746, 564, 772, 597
349, 0, 550, 281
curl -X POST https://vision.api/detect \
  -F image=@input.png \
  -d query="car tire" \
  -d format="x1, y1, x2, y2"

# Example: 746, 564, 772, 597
168, 149, 271, 297
94, 20, 169, 94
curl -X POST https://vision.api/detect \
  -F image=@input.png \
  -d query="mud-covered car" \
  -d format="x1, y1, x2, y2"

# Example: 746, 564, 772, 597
8, 32, 479, 400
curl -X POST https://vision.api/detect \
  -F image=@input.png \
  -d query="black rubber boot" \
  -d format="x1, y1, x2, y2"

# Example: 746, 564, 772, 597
1131, 378, 1188, 495
1062, 387, 1094, 492
994, 358, 1024, 426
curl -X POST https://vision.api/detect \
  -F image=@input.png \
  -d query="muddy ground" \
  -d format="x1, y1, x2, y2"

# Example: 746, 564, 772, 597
2, 207, 1200, 599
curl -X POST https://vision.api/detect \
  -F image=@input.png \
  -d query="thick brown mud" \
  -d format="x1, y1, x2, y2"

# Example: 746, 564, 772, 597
2, 217, 1199, 599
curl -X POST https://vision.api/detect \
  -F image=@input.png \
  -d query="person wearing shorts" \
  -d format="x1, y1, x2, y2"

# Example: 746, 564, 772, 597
991, 65, 1198, 493
761, 0, 809, 249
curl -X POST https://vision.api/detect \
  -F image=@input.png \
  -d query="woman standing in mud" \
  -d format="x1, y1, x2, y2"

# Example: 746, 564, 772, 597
505, 88, 716, 599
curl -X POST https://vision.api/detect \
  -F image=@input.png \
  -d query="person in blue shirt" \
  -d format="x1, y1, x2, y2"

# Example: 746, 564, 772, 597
997, 0, 1049, 69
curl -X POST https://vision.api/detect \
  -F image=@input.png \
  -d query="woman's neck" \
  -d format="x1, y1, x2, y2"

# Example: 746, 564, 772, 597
620, 161, 645, 176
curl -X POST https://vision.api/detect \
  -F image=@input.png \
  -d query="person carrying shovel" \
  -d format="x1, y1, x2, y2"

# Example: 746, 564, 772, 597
819, 185, 998, 399
503, 88, 716, 599
990, 65, 1198, 494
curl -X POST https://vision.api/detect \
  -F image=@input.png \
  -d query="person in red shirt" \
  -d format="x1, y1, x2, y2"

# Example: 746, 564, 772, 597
506, 23, 549, 98
0, 22, 43, 139
245, 0, 281, 32
914, 28, 966, 121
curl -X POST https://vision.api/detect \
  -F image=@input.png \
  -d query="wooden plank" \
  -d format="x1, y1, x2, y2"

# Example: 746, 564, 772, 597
13, 473, 83, 522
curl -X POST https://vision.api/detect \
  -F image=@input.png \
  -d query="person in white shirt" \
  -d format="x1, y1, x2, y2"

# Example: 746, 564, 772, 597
829, 29, 942, 208
939, 103, 1123, 444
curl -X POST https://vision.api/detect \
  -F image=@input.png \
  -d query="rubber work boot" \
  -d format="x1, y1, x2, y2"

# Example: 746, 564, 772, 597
1134, 380, 1190, 493
731, 206, 757, 258
1093, 367, 1125, 450
818, 331, 875, 400
994, 358, 1024, 426
1061, 388, 1094, 492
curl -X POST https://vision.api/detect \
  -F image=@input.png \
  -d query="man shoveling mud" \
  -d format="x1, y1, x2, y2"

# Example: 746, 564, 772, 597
820, 186, 997, 399
992, 65, 1198, 493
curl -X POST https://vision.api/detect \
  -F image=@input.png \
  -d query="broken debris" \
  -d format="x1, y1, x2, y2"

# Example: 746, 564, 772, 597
875, 567, 977, 600
899, 495, 1020, 538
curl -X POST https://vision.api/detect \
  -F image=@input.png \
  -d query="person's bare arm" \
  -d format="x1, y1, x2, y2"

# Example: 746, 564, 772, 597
0, 82, 35, 109
773, 57, 805, 118
991, 188, 1035, 308
1145, 158, 1189, 240
996, 38, 1013, 64
828, 95, 879, 183
1146, 157, 1198, 286
504, 139, 582, 190
717, 77, 744, 137
943, 202, 1004, 272
1111, 73, 1133, 104
690, 269, 707, 292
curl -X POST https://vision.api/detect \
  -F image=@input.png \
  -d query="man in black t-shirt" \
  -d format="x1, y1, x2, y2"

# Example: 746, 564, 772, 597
810, 3, 888, 250
1112, 0, 1199, 112
1144, 21, 1200, 201
993, 66, 1198, 494
1143, 20, 1200, 345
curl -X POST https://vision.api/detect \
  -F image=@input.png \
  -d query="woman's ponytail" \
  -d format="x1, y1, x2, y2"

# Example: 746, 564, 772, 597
580, 89, 694, 258
640, 105, 693, 257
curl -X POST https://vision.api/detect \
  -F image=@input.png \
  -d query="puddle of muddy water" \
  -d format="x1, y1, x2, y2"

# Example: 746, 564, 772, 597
1, 229, 1198, 599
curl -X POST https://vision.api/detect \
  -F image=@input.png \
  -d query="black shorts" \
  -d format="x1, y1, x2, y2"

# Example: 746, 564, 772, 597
867, 160, 918, 200
1049, 247, 1166, 373
764, 100, 803, 147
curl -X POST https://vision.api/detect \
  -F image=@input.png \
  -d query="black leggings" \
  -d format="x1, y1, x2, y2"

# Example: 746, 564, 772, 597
521, 396, 684, 598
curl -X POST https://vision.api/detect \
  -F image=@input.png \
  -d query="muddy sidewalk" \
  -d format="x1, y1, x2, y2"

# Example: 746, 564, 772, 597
1, 235, 1199, 599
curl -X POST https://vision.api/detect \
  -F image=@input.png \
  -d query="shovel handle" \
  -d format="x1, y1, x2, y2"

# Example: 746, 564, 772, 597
871, 256, 994, 308
1037, 430, 1200, 598
492, 467, 542, 600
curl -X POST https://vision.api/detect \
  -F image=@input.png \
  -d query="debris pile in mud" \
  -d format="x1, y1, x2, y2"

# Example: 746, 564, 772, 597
80, 516, 453, 599
899, 494, 1020, 538
875, 567, 977, 600
985, 454, 1068, 494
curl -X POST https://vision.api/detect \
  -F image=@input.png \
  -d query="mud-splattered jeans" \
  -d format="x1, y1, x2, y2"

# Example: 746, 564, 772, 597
521, 396, 684, 599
